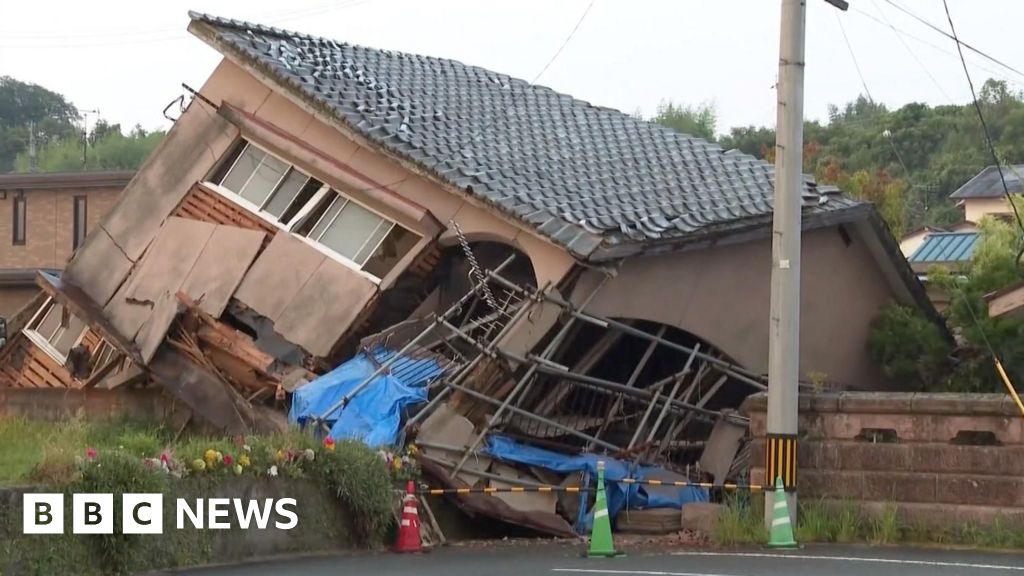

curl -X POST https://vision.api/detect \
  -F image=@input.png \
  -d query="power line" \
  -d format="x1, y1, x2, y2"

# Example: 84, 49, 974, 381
850, 5, 1022, 91
868, 0, 953, 103
941, 0, 1024, 244
834, 12, 873, 103
882, 0, 1024, 82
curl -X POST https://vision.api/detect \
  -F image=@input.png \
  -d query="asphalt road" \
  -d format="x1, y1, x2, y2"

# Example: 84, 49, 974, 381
162, 543, 1024, 576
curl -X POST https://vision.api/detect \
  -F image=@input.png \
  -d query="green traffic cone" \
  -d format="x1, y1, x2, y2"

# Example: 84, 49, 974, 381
766, 475, 799, 549
587, 460, 624, 558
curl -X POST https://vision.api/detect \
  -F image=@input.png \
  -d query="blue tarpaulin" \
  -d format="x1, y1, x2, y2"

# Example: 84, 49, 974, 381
484, 435, 708, 530
289, 348, 444, 447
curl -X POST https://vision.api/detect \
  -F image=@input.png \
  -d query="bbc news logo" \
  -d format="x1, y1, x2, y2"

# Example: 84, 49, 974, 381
23, 494, 298, 534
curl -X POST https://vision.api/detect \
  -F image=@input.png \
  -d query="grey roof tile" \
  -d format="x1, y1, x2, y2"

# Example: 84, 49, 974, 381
190, 12, 864, 258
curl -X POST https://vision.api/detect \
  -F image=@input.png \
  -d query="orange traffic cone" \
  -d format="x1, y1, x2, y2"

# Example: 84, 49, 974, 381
394, 480, 423, 553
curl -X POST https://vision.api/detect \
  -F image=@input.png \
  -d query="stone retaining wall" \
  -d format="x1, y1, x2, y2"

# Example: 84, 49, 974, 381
741, 392, 1024, 526
0, 387, 181, 421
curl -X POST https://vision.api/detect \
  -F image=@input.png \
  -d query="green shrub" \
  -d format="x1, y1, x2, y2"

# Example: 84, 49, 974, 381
315, 440, 395, 545
713, 493, 765, 546
869, 503, 901, 544
867, 303, 952, 390
70, 449, 169, 575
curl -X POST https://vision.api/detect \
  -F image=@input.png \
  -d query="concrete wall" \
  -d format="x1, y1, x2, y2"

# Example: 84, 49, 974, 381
0, 387, 180, 421
743, 392, 1024, 527
571, 224, 894, 388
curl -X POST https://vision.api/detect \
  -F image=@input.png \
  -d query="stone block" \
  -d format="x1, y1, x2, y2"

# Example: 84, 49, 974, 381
799, 470, 866, 500
861, 472, 937, 503
934, 475, 1024, 507
834, 442, 911, 472
838, 392, 914, 414
909, 444, 1002, 474
680, 503, 723, 535
617, 507, 682, 534
911, 393, 1004, 416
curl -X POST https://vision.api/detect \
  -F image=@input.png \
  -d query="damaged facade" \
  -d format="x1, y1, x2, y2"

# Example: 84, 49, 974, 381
0, 13, 939, 535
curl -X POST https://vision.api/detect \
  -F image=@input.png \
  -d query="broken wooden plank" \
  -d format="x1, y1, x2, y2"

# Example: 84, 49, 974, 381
80, 354, 124, 389
179, 225, 266, 317
124, 217, 218, 303
148, 348, 253, 435
134, 290, 182, 364
234, 232, 326, 321
272, 257, 378, 357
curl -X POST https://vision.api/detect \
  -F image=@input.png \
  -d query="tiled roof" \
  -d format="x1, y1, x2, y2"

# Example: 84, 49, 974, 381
950, 165, 1024, 199
189, 12, 865, 259
907, 232, 978, 264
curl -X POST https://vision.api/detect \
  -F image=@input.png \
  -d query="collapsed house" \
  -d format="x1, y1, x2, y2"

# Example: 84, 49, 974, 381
0, 13, 940, 534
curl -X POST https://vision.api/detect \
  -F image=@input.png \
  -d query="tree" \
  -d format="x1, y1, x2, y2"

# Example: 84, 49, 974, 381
0, 76, 79, 172
13, 125, 165, 172
651, 100, 717, 141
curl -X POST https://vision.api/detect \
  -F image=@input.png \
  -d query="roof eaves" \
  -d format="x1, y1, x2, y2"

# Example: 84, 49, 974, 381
588, 202, 873, 262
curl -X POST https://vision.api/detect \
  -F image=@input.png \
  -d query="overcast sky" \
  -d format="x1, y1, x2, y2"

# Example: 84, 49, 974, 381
2, 0, 1022, 137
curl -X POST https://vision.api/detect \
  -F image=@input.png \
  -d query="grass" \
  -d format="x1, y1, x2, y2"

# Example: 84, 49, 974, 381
714, 496, 1024, 550
0, 417, 172, 485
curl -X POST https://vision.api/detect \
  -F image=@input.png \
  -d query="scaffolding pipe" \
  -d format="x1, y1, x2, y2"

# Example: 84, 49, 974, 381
450, 275, 612, 478
315, 255, 517, 423
441, 379, 621, 451
485, 271, 767, 390
644, 344, 701, 448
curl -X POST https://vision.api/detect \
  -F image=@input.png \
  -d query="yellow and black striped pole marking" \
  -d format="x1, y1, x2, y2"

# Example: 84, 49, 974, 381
416, 478, 767, 496
765, 434, 798, 491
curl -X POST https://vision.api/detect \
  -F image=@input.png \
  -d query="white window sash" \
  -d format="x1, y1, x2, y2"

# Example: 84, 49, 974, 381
202, 140, 423, 283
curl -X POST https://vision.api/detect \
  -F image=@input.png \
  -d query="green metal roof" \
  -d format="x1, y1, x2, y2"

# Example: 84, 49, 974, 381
908, 232, 978, 263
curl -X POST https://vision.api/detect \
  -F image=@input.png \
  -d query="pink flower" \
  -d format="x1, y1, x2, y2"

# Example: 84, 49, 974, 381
85, 447, 97, 460
160, 452, 170, 463
224, 454, 234, 467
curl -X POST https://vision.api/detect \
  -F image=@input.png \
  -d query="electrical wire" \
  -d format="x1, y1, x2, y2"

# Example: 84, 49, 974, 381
835, 11, 874, 103
868, 0, 953, 103
941, 0, 1024, 250
883, 0, 1024, 82
850, 5, 1023, 92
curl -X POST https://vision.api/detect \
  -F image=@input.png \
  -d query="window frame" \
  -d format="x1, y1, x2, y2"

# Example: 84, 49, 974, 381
12, 195, 26, 246
204, 139, 422, 284
73, 195, 87, 251
22, 296, 88, 365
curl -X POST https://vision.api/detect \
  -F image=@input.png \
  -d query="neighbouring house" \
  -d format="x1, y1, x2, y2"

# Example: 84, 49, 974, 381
906, 231, 978, 313
899, 225, 949, 258
0, 171, 131, 320
950, 164, 1024, 223
0, 12, 939, 438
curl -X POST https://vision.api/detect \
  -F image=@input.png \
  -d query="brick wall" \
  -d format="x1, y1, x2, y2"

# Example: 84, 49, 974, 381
742, 392, 1024, 527
0, 286, 39, 320
0, 185, 121, 270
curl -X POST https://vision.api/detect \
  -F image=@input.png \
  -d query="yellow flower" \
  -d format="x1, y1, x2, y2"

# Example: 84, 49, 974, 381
192, 459, 206, 472
275, 449, 285, 463
238, 454, 251, 467
204, 449, 218, 465
407, 444, 419, 455
392, 458, 403, 472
